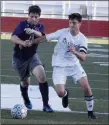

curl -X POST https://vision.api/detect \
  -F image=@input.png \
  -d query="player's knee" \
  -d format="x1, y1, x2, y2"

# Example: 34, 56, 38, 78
57, 91, 65, 97
38, 76, 46, 83
55, 85, 65, 97
21, 81, 29, 88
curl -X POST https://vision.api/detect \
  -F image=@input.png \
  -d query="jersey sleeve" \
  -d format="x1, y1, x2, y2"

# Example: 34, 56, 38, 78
12, 22, 25, 36
40, 24, 45, 36
46, 29, 66, 41
79, 37, 88, 54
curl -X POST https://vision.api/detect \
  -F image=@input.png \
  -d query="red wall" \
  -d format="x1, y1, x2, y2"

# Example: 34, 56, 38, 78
1, 17, 108, 37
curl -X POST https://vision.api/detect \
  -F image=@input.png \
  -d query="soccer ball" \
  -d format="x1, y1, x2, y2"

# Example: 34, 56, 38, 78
11, 104, 27, 119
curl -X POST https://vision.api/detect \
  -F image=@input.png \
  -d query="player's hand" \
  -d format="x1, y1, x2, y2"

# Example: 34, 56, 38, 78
22, 40, 32, 47
24, 28, 34, 35
27, 40, 33, 47
67, 46, 77, 54
19, 45, 23, 49
19, 40, 33, 49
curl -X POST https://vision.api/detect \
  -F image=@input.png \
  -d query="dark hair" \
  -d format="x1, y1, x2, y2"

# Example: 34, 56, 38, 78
68, 13, 82, 22
28, 5, 41, 16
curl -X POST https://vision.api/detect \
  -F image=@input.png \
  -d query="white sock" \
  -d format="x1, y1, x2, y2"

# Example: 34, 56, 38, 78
85, 96, 94, 111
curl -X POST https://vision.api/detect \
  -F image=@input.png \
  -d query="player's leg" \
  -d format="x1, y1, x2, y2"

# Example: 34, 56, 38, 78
20, 77, 32, 109
12, 57, 32, 109
72, 63, 96, 119
78, 76, 97, 119
30, 53, 53, 112
53, 67, 69, 108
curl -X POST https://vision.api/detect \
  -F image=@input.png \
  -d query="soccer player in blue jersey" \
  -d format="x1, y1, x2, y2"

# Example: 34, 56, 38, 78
11, 5, 53, 112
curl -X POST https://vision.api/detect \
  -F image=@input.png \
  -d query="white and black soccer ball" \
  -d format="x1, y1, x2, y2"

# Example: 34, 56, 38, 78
11, 104, 27, 119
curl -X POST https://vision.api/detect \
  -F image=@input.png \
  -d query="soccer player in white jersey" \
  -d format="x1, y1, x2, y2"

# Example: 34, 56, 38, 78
29, 13, 97, 119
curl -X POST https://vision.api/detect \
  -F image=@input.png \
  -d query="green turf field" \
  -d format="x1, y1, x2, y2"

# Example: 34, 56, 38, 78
1, 38, 109, 124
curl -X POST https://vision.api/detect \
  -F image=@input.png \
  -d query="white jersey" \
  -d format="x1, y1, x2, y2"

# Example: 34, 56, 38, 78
46, 28, 88, 67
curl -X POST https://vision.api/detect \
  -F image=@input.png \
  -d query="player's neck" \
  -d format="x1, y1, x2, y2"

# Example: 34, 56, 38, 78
70, 29, 80, 36
27, 20, 34, 26
27, 19, 38, 26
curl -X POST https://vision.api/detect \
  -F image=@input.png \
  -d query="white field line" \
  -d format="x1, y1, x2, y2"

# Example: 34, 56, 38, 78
1, 108, 109, 115
1, 54, 109, 59
2, 48, 109, 54
70, 111, 109, 115
2, 96, 108, 102
1, 77, 108, 91
1, 51, 109, 58
1, 69, 108, 76
1, 85, 109, 115
68, 97, 109, 102
66, 87, 109, 91
0, 75, 108, 83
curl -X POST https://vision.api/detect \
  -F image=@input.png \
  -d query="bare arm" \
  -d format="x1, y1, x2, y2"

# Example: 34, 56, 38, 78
32, 28, 65, 45
74, 51, 86, 61
24, 28, 42, 37
33, 30, 42, 37
11, 35, 25, 46
32, 36, 48, 44
11, 35, 31, 47
68, 46, 87, 61
32, 29, 64, 45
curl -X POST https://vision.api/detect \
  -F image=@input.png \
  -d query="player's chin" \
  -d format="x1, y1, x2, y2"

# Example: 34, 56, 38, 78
30, 21, 36, 25
71, 27, 75, 30
70, 27, 75, 31
33, 21, 38, 25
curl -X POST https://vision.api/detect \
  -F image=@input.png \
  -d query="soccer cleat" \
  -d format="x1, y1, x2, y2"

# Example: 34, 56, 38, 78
25, 102, 32, 110
43, 105, 54, 113
62, 89, 69, 108
88, 111, 97, 119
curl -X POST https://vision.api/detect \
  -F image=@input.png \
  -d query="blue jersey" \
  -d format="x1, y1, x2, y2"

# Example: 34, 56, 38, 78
12, 20, 45, 60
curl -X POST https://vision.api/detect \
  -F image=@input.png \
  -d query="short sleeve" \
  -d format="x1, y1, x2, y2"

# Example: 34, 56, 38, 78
79, 37, 88, 54
40, 24, 45, 36
46, 28, 66, 41
12, 22, 25, 36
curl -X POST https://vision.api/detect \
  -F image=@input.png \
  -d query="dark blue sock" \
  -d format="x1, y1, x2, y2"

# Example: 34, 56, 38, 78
20, 84, 30, 103
39, 81, 49, 106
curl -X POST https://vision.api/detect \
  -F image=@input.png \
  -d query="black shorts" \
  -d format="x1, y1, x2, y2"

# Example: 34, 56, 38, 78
12, 53, 42, 81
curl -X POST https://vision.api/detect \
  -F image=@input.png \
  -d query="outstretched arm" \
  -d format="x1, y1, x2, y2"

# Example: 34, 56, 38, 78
32, 29, 65, 44
32, 35, 48, 44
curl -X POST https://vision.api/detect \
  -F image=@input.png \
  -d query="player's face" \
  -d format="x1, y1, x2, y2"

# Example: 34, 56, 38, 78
28, 13, 40, 25
69, 19, 81, 31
